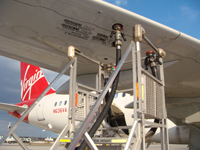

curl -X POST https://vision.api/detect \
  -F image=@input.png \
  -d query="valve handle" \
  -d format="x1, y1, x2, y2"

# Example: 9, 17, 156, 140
121, 33, 126, 41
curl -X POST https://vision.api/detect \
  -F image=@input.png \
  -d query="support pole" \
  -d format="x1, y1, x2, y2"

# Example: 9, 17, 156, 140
51, 58, 78, 150
124, 120, 138, 150
133, 24, 146, 150
68, 59, 75, 137
71, 57, 77, 137
136, 41, 146, 150
83, 132, 98, 150
50, 125, 69, 150
159, 57, 169, 150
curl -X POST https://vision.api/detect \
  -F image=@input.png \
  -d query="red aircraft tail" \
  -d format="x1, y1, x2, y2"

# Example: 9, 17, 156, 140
20, 62, 55, 101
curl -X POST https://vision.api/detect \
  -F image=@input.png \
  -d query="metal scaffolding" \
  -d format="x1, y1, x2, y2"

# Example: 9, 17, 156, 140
0, 24, 169, 150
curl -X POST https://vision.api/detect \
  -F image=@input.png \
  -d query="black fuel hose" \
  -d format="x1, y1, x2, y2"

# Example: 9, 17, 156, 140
145, 119, 160, 142
77, 47, 121, 150
104, 77, 119, 128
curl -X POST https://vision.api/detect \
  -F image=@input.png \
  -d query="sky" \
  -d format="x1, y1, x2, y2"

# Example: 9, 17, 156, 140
0, 0, 200, 138
106, 0, 200, 40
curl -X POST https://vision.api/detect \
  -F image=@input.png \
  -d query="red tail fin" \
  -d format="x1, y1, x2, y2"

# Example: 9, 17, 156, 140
20, 62, 55, 102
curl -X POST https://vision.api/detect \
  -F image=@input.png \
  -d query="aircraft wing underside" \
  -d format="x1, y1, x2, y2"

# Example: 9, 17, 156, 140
0, 0, 200, 130
0, 0, 200, 98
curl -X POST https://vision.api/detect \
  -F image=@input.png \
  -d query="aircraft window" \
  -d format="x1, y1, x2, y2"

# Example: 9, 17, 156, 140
122, 92, 126, 97
64, 101, 67, 105
59, 101, 62, 106
54, 102, 57, 106
115, 93, 118, 98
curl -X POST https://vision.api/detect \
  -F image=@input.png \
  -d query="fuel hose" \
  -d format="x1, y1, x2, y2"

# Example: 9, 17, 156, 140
77, 46, 121, 150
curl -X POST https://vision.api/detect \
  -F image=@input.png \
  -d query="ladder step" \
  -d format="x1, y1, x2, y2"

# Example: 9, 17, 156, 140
60, 137, 132, 144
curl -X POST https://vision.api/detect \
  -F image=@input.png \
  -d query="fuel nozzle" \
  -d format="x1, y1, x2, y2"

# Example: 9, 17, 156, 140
145, 48, 166, 69
145, 50, 161, 78
145, 51, 156, 70
110, 23, 126, 47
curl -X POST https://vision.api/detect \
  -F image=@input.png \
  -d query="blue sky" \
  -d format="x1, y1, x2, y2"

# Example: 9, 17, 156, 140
0, 0, 199, 138
105, 0, 200, 39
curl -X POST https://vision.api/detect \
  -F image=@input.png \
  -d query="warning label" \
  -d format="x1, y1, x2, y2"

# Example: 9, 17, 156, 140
57, 19, 115, 47
92, 33, 114, 47
58, 19, 94, 40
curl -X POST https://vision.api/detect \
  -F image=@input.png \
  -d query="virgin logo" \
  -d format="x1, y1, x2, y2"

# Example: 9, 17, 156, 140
21, 65, 44, 101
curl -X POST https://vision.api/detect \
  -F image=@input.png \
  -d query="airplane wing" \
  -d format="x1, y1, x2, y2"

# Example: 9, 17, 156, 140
0, 102, 27, 112
0, 0, 199, 98
0, 0, 200, 133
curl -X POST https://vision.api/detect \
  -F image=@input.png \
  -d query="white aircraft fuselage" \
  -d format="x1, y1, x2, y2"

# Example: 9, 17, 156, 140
11, 91, 189, 144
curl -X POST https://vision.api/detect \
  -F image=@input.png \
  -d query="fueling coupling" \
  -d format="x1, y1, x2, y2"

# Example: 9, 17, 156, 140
101, 63, 116, 78
144, 48, 166, 78
135, 23, 167, 77
110, 23, 126, 47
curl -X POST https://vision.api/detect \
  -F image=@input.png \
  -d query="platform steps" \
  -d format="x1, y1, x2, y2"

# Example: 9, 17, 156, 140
59, 137, 137, 150
57, 120, 141, 150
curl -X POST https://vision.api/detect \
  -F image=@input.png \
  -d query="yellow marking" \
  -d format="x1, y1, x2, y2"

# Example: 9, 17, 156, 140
111, 139, 127, 143
60, 139, 71, 143
142, 84, 144, 100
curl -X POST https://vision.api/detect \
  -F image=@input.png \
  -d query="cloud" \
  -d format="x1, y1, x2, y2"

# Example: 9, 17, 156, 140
180, 6, 200, 21
105, 0, 127, 6
114, 0, 127, 6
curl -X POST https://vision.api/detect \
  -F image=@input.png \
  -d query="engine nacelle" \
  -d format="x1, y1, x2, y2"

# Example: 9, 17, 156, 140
150, 125, 189, 144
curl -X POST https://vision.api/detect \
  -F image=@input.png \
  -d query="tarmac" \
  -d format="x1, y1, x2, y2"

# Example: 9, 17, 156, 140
0, 143, 189, 150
